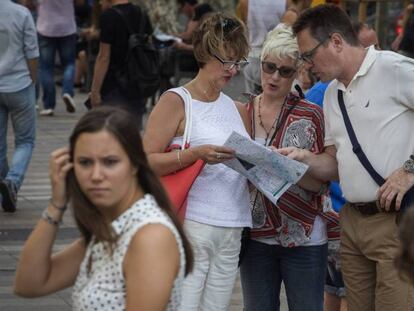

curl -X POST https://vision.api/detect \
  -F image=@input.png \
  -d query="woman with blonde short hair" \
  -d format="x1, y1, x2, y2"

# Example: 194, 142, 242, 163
239, 24, 339, 311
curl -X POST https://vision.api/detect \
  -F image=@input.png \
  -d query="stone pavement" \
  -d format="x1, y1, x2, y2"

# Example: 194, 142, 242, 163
0, 75, 288, 310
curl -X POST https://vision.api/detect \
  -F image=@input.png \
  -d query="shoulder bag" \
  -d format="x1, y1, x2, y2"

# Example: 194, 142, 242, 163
160, 87, 205, 222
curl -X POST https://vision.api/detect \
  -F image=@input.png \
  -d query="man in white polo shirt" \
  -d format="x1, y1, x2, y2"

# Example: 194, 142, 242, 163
279, 4, 414, 311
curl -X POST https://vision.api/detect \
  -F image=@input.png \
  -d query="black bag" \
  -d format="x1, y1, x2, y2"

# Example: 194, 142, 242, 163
113, 6, 160, 99
337, 90, 414, 211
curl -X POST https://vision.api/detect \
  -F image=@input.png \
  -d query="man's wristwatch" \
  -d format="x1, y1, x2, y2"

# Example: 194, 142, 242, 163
403, 154, 414, 174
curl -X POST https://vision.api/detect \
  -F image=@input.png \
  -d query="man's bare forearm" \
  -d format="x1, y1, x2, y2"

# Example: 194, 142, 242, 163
305, 151, 339, 182
278, 145, 339, 182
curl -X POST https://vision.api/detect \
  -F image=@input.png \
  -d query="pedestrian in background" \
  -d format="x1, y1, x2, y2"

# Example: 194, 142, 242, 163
14, 106, 193, 311
0, 0, 38, 213
90, 0, 153, 130
34, 0, 79, 116
144, 13, 252, 310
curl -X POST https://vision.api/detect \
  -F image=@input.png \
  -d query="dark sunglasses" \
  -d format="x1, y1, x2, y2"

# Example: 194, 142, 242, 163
261, 62, 296, 78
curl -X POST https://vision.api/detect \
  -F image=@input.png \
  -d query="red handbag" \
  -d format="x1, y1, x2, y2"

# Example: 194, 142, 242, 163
161, 159, 205, 221
160, 87, 205, 222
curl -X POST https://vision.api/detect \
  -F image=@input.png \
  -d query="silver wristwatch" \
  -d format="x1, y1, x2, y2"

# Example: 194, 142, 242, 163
403, 155, 414, 174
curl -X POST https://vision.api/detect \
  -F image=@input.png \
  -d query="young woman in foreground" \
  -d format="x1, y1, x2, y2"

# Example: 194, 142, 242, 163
14, 106, 193, 311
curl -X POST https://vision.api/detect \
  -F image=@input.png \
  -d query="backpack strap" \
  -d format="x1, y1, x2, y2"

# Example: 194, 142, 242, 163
112, 5, 146, 36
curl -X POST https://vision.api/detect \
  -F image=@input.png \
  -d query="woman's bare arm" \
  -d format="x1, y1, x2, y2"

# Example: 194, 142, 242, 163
143, 92, 236, 175
14, 233, 86, 297
124, 224, 180, 311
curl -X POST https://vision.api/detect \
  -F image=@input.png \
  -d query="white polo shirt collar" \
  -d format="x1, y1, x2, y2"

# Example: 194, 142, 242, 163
336, 45, 377, 91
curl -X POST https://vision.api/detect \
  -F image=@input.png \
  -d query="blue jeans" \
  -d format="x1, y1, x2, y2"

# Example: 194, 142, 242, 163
39, 33, 76, 109
240, 239, 327, 311
0, 84, 36, 190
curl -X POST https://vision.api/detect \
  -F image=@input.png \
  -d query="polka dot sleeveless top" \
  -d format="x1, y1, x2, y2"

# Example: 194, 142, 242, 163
72, 194, 186, 311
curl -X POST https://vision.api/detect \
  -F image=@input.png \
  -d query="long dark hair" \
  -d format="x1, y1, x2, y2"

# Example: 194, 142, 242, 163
66, 106, 193, 275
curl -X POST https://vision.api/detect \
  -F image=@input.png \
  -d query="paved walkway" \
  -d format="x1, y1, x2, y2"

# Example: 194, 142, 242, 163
0, 76, 287, 310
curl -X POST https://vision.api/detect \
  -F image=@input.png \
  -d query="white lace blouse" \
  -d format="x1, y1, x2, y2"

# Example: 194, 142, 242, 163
72, 194, 186, 311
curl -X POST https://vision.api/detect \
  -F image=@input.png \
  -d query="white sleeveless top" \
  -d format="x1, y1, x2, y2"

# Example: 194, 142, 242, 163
169, 87, 252, 228
247, 0, 285, 58
72, 194, 186, 311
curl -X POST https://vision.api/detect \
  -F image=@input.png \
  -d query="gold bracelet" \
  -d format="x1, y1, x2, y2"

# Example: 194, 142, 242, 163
176, 150, 183, 168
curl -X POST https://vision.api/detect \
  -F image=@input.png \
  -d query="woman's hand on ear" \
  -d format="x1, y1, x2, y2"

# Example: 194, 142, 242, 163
49, 147, 73, 208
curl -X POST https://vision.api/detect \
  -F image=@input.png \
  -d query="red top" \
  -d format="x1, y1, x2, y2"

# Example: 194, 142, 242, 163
247, 93, 339, 246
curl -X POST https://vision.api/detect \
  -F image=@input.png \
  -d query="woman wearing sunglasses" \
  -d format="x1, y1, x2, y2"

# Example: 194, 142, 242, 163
144, 13, 252, 311
239, 24, 339, 311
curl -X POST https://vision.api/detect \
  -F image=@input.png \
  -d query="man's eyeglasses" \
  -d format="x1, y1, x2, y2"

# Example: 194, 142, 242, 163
298, 36, 330, 65
261, 62, 296, 78
214, 55, 249, 71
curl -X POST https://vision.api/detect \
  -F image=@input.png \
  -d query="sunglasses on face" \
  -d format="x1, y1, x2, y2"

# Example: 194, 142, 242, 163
214, 54, 249, 71
261, 62, 296, 78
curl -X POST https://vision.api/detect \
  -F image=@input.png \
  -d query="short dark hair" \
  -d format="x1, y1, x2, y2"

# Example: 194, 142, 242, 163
177, 0, 198, 6
292, 4, 359, 46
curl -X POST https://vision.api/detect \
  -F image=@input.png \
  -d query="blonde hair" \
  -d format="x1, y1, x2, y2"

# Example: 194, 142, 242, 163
261, 23, 299, 64
192, 12, 249, 68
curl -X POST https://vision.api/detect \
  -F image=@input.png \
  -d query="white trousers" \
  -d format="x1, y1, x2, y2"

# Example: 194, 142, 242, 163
179, 220, 242, 311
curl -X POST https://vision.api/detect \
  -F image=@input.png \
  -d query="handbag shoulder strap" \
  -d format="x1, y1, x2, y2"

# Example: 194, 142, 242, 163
337, 90, 385, 186
180, 87, 193, 150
